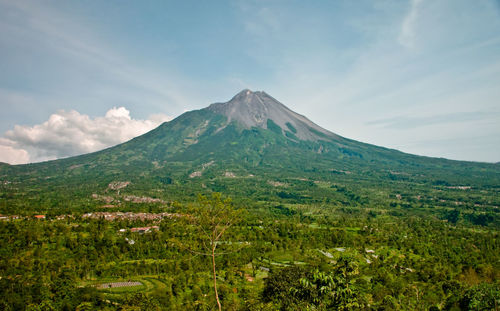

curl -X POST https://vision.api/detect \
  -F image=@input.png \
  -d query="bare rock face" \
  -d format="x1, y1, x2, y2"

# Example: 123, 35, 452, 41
208, 89, 337, 141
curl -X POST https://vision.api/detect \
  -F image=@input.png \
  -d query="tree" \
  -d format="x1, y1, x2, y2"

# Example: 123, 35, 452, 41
263, 257, 362, 310
263, 266, 309, 309
459, 282, 500, 310
188, 193, 243, 311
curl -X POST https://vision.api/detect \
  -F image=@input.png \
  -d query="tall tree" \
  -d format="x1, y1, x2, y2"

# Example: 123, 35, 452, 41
189, 193, 243, 311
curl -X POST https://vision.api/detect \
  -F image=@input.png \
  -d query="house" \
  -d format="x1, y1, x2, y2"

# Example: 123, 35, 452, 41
34, 215, 46, 220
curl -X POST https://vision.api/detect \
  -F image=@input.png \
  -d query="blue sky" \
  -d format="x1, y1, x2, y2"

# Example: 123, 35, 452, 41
0, 0, 499, 163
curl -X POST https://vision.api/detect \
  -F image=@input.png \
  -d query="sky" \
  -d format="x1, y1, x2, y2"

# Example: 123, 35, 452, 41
0, 0, 499, 164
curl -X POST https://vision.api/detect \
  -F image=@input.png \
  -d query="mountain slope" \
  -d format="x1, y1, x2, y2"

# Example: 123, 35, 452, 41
0, 90, 499, 221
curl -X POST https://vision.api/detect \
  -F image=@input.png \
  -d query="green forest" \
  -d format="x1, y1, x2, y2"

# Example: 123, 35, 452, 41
0, 190, 498, 310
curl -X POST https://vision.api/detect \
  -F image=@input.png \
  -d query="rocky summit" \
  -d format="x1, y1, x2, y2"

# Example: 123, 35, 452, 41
208, 89, 335, 141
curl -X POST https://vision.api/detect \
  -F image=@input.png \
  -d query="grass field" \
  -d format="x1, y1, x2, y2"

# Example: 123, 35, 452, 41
80, 275, 170, 296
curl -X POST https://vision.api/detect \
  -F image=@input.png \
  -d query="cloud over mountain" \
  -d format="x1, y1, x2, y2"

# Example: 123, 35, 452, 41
0, 107, 171, 164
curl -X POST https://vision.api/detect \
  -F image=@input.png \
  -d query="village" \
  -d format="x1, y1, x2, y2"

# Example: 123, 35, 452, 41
81, 211, 182, 221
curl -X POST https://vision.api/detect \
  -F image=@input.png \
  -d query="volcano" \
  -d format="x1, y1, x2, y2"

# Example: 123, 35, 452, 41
0, 90, 499, 211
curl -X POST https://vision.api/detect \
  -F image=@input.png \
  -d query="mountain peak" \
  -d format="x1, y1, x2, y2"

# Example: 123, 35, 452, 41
229, 89, 271, 103
234, 89, 254, 97
207, 90, 336, 141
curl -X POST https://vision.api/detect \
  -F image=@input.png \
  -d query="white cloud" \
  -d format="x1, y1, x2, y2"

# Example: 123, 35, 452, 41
0, 107, 171, 164
0, 138, 30, 165
398, 0, 424, 48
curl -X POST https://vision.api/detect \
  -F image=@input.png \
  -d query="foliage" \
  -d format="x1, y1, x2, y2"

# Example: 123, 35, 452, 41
459, 282, 500, 310
264, 257, 362, 310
